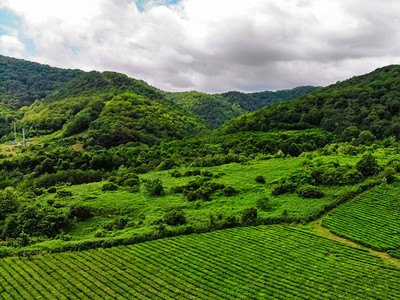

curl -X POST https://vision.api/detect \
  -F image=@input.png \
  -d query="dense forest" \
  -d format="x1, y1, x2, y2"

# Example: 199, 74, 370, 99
222, 65, 400, 142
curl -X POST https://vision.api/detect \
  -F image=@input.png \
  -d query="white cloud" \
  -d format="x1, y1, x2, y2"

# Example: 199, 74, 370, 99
3, 0, 400, 92
0, 34, 25, 56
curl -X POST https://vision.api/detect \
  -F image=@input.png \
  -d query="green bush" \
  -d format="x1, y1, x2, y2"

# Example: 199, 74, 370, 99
163, 209, 186, 226
241, 207, 258, 225
356, 154, 381, 177
255, 175, 266, 184
223, 186, 238, 196
256, 197, 272, 211
296, 185, 324, 198
102, 182, 119, 191
69, 203, 93, 221
144, 179, 165, 196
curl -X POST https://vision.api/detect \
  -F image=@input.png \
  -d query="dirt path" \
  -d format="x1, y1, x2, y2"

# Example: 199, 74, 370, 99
312, 222, 400, 269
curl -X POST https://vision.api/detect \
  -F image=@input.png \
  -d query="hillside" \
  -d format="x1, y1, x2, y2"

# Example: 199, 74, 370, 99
0, 55, 82, 109
166, 86, 319, 129
19, 71, 205, 147
222, 65, 400, 141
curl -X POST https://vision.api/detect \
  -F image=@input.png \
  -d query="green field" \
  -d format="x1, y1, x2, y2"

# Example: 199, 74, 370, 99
322, 185, 400, 255
1, 225, 399, 299
8, 152, 384, 255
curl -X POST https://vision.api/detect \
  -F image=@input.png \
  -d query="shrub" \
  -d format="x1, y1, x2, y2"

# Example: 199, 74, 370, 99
296, 185, 324, 198
164, 209, 186, 226
381, 167, 396, 184
69, 204, 93, 221
356, 154, 381, 177
144, 179, 165, 196
271, 182, 296, 196
47, 187, 57, 193
223, 186, 238, 197
255, 175, 266, 184
241, 207, 258, 225
102, 182, 119, 191
56, 189, 73, 198
256, 197, 272, 211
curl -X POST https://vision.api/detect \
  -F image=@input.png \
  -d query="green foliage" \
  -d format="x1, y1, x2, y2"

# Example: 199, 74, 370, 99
356, 154, 381, 177
0, 54, 82, 109
241, 207, 258, 225
296, 185, 324, 198
102, 182, 119, 191
222, 65, 400, 141
144, 179, 165, 196
255, 175, 266, 184
0, 187, 19, 220
69, 204, 93, 221
163, 209, 186, 226
256, 197, 272, 211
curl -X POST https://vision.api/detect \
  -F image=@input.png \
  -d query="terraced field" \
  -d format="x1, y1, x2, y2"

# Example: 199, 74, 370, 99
322, 185, 400, 253
1, 225, 399, 299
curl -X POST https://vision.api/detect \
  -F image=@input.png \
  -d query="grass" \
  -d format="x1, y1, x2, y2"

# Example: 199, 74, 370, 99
0, 225, 399, 299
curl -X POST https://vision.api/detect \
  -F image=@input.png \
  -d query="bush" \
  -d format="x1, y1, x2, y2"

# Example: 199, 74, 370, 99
223, 186, 238, 196
47, 187, 57, 193
356, 154, 381, 177
144, 179, 165, 196
256, 197, 272, 211
102, 182, 119, 191
296, 185, 324, 198
164, 209, 186, 226
56, 189, 73, 198
69, 203, 93, 221
381, 167, 396, 184
241, 207, 258, 225
255, 175, 266, 184
271, 182, 296, 196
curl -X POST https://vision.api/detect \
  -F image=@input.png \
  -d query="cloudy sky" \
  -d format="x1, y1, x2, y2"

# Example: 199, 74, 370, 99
0, 0, 400, 93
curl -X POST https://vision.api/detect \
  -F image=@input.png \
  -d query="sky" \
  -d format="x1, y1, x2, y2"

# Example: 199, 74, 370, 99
1, 0, 400, 93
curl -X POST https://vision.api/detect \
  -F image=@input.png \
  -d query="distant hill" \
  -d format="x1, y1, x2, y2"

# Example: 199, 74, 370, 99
222, 65, 400, 141
221, 86, 319, 112
20, 71, 205, 147
166, 86, 319, 129
0, 55, 82, 109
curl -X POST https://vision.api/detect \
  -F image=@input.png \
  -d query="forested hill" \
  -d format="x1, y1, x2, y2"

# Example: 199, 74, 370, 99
0, 55, 82, 109
222, 65, 400, 141
221, 86, 319, 112
165, 86, 319, 129
20, 71, 205, 147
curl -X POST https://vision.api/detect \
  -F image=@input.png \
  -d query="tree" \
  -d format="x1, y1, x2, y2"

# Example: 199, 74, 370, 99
0, 187, 19, 220
356, 154, 381, 177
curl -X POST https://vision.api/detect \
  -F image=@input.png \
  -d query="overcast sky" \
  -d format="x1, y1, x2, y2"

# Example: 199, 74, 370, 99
1, 0, 400, 93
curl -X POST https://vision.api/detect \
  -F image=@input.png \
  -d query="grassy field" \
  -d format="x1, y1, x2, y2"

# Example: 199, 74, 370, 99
322, 185, 400, 257
1, 225, 400, 300
13, 152, 382, 254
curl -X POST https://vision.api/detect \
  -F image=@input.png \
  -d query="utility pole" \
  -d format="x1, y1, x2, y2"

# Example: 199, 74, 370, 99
22, 128, 26, 148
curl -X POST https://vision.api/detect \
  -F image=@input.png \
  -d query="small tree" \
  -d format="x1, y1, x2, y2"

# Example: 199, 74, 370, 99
241, 207, 258, 225
145, 179, 165, 196
356, 154, 381, 177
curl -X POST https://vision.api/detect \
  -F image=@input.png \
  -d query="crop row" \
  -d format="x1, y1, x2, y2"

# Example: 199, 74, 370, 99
0, 225, 400, 299
322, 186, 400, 251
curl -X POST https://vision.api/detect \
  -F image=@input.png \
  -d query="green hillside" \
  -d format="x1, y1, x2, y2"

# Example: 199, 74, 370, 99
0, 55, 82, 109
222, 65, 400, 141
166, 86, 319, 129
19, 71, 205, 147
